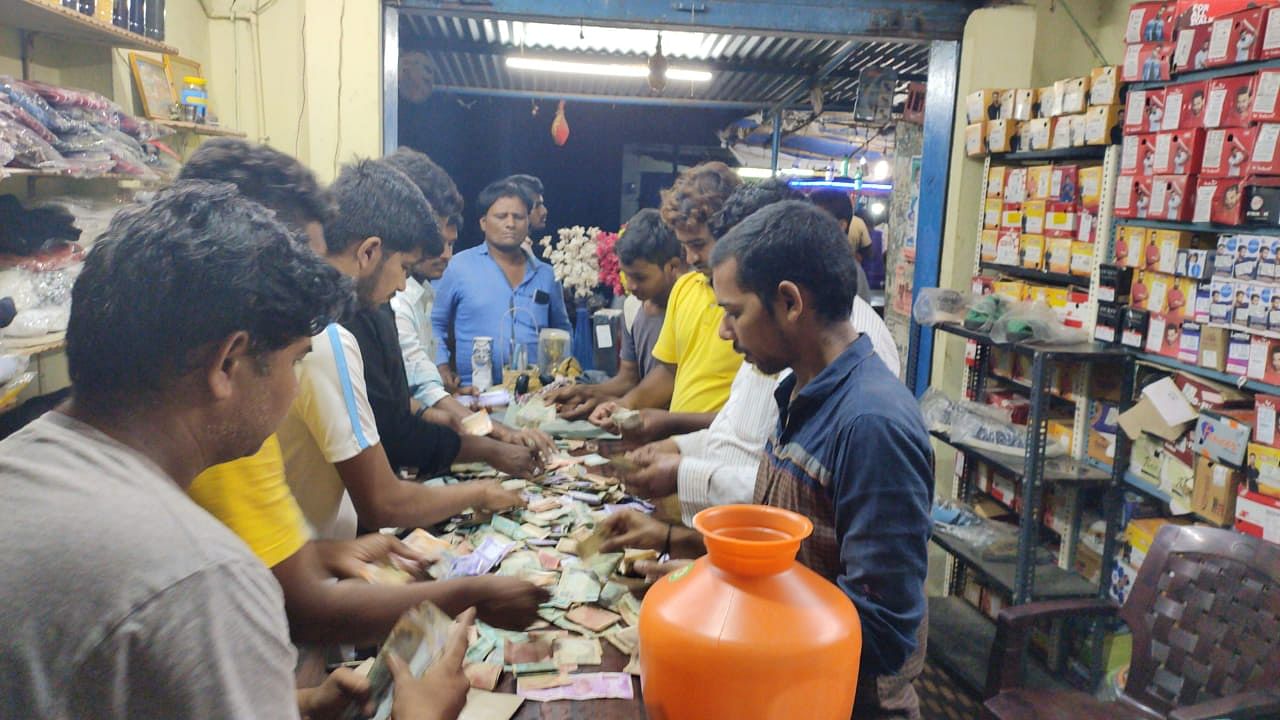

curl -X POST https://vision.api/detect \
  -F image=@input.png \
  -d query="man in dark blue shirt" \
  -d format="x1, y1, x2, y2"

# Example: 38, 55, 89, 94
599, 201, 933, 719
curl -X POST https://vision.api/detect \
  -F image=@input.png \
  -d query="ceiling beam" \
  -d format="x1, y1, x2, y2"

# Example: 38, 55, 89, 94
432, 84, 774, 109
397, 0, 981, 43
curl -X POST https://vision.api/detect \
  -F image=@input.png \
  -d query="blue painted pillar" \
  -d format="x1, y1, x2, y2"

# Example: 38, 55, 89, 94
770, 108, 782, 176
908, 40, 960, 397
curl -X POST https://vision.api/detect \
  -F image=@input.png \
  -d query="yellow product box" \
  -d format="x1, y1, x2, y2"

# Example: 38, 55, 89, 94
1038, 85, 1060, 118
966, 122, 988, 157
1001, 203, 1024, 230
1051, 115, 1075, 149
1022, 200, 1047, 234
1046, 236, 1074, 274
995, 229, 1021, 265
1089, 66, 1121, 106
998, 89, 1018, 120
1025, 165, 1053, 200
1047, 419, 1075, 452
986, 165, 1007, 198
1080, 166, 1104, 211
1071, 114, 1091, 147
1139, 228, 1160, 271
987, 119, 1017, 153
1023, 118, 1053, 150
980, 229, 999, 264
1249, 442, 1280, 499
1126, 517, 1190, 564
1084, 104, 1122, 146
1021, 234, 1046, 270
984, 197, 1003, 229
993, 281, 1026, 303
1152, 229, 1192, 275
1071, 241, 1096, 277
1144, 271, 1174, 314
1115, 225, 1147, 268
1013, 88, 1037, 121
967, 89, 998, 124
1059, 76, 1091, 115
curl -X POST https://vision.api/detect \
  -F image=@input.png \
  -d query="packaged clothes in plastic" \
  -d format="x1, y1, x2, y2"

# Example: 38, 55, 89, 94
0, 77, 90, 136
3, 305, 69, 337
0, 115, 68, 171
912, 288, 971, 327
44, 196, 124, 247
24, 80, 114, 112
63, 151, 115, 178
990, 301, 1089, 345
0, 99, 57, 144
0, 353, 29, 385
52, 128, 107, 155
0, 139, 13, 169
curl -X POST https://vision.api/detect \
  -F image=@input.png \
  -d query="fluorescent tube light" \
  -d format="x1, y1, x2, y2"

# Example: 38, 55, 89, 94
506, 56, 712, 83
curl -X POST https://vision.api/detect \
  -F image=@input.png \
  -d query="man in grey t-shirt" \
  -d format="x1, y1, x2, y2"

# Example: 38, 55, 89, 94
548, 209, 685, 419
0, 183, 464, 720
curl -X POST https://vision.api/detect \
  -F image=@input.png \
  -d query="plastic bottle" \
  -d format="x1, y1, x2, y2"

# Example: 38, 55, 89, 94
112, 0, 128, 29
179, 76, 207, 123
639, 505, 862, 719
471, 336, 493, 393
127, 0, 143, 35
144, 0, 164, 40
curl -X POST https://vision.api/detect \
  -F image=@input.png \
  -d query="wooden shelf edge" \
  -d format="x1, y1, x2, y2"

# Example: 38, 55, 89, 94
0, 0, 178, 54
155, 120, 247, 138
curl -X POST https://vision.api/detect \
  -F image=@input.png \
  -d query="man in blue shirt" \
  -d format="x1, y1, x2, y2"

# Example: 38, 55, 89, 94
432, 180, 571, 388
597, 201, 933, 719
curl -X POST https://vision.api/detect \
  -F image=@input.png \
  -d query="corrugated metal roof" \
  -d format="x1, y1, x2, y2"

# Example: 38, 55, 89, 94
401, 13, 929, 110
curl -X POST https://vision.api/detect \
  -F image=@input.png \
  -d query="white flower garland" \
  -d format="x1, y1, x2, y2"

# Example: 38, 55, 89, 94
540, 225, 601, 299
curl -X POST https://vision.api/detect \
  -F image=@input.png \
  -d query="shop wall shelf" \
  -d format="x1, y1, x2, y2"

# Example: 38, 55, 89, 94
0, 0, 177, 54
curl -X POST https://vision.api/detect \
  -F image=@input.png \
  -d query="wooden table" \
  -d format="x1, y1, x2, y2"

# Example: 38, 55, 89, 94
500, 645, 646, 719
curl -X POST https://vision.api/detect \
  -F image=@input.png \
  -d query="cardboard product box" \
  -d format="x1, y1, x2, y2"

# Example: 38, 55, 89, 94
1130, 433, 1165, 483
980, 228, 1000, 264
1248, 123, 1280, 174
972, 274, 996, 297
1044, 203, 1079, 238
1153, 129, 1205, 175
1005, 167, 1029, 203
1095, 301, 1124, 343
1161, 82, 1208, 131
1128, 518, 1189, 565
1089, 66, 1122, 106
1200, 325, 1230, 370
1265, 5, 1280, 60
1085, 104, 1122, 145
1204, 74, 1256, 129
1051, 115, 1077, 150
1248, 442, 1280, 498
988, 473, 1018, 509
1059, 77, 1091, 115
1209, 277, 1236, 323
1231, 279, 1254, 326
1115, 175, 1150, 219
1174, 370, 1253, 410
966, 123, 988, 157
1195, 408, 1254, 467
1179, 321, 1204, 363
1050, 164, 1080, 204
1162, 452, 1198, 504
1250, 70, 1280, 122
1233, 234, 1263, 279
1045, 236, 1075, 274
1099, 265, 1135, 303
1064, 288, 1092, 329
1195, 282, 1213, 323
1074, 545, 1104, 587
1123, 42, 1174, 83
987, 119, 1018, 154
1110, 560, 1139, 605
1256, 393, 1280, 448
990, 347, 1016, 378
998, 89, 1018, 121
1021, 200, 1047, 234
1174, 21, 1216, 72
1248, 284, 1276, 330
1153, 229, 1194, 274
1122, 306, 1152, 349
1193, 177, 1247, 226
1142, 230, 1163, 272
1235, 486, 1280, 542
984, 197, 1003, 229
1070, 241, 1095, 277
1245, 176, 1280, 224
1200, 126, 1256, 178
1126, 1, 1178, 44
1013, 88, 1038, 122
1195, 455, 1243, 525
1037, 84, 1060, 119
1116, 226, 1148, 268
1020, 234, 1046, 270
996, 230, 1022, 266
987, 165, 1007, 198
1077, 210, 1100, 244
1133, 270, 1153, 310
1001, 202, 1024, 230
1150, 174, 1198, 222
1026, 165, 1053, 200
1125, 88, 1166, 135
1248, 332, 1280, 384
966, 89, 999, 124
1089, 402, 1120, 465
1170, 276, 1199, 319
1071, 114, 1091, 148
1227, 330, 1253, 375
1079, 165, 1104, 212
1215, 234, 1238, 277
1176, 248, 1215, 281
1147, 312, 1184, 356
1203, 6, 1266, 68
993, 280, 1026, 303
1023, 118, 1053, 151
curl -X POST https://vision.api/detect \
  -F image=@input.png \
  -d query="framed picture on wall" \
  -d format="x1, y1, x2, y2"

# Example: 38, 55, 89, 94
164, 55, 203, 105
128, 53, 173, 120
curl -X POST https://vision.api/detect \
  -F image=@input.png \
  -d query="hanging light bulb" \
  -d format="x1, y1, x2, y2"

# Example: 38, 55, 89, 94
873, 160, 891, 180
648, 32, 668, 94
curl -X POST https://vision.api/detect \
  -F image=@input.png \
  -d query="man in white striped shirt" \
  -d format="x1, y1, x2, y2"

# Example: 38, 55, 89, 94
619, 182, 902, 521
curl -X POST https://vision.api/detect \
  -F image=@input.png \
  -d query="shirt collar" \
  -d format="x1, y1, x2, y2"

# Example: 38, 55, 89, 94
400, 275, 426, 304
479, 243, 542, 283
774, 334, 874, 428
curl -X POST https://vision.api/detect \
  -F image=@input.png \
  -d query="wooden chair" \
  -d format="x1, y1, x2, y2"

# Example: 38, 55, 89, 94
982, 525, 1280, 720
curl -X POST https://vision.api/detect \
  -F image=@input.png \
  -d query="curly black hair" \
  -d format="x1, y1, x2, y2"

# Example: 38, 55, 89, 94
67, 181, 355, 411
178, 138, 335, 230
326, 159, 442, 257
707, 177, 802, 239
383, 147, 464, 224
660, 161, 741, 235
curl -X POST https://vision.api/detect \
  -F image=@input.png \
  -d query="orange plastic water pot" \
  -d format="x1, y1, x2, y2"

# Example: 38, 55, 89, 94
638, 504, 862, 719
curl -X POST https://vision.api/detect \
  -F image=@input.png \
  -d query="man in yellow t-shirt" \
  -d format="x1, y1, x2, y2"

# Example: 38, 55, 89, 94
590, 162, 743, 443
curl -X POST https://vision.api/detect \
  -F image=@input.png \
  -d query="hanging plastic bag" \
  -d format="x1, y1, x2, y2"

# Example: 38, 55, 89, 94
912, 288, 970, 327
963, 293, 1014, 332
990, 300, 1089, 345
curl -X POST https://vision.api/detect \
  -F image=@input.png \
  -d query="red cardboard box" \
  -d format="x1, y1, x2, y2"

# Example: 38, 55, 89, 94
1161, 82, 1210, 130
1175, 371, 1253, 410
1004, 167, 1029, 203
1126, 89, 1167, 134
1123, 42, 1175, 83
1115, 175, 1151, 219
1174, 21, 1216, 72
1201, 127, 1256, 177
1149, 312, 1184, 357
1249, 123, 1280, 174
1128, 2, 1179, 43
1153, 129, 1206, 174
1264, 5, 1280, 59
1256, 394, 1280, 448
1150, 174, 1198, 221
1250, 69, 1280, 122
1122, 134, 1157, 176
1050, 164, 1080, 204
1080, 166, 1105, 212
1205, 74, 1256, 129
1236, 486, 1280, 543
1194, 177, 1247, 225
1249, 334, 1280, 384
1176, 1, 1264, 29
1044, 202, 1079, 238
1203, 7, 1266, 68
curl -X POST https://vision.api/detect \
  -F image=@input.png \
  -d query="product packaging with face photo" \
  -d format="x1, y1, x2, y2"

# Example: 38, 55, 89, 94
1201, 127, 1256, 178
1153, 129, 1205, 175
1204, 74, 1256, 129
1194, 177, 1246, 226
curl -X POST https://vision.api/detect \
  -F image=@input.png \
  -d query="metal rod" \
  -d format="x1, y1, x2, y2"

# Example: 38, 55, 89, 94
770, 109, 782, 175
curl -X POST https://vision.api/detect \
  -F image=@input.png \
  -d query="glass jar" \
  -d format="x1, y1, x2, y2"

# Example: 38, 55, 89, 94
179, 76, 207, 124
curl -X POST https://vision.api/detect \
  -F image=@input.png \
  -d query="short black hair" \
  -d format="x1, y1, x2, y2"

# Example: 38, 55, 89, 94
616, 208, 680, 266
708, 177, 802, 239
325, 159, 441, 257
477, 180, 531, 216
384, 147, 464, 222
809, 188, 854, 227
506, 174, 544, 198
67, 181, 354, 411
177, 138, 335, 230
710, 200, 857, 323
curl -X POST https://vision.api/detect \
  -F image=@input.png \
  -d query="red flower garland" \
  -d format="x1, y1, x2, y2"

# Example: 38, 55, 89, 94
595, 229, 623, 296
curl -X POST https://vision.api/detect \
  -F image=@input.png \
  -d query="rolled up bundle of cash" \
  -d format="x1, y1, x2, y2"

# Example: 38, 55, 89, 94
611, 408, 642, 431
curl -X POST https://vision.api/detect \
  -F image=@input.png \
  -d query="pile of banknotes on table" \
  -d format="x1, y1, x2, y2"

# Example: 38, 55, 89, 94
360, 442, 660, 709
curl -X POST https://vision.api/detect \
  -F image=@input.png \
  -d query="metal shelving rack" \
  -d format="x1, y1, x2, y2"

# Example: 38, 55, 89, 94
929, 145, 1131, 695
